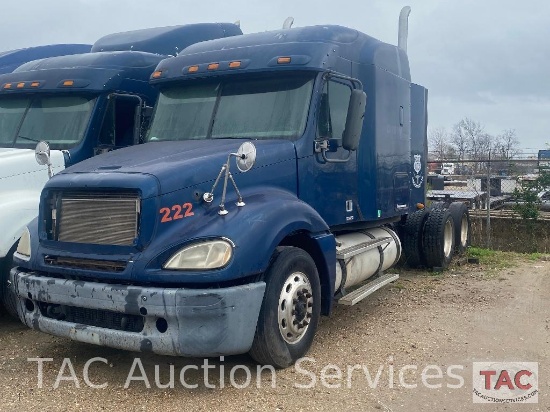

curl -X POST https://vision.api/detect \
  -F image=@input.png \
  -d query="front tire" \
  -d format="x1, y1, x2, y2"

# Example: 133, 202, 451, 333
249, 247, 321, 369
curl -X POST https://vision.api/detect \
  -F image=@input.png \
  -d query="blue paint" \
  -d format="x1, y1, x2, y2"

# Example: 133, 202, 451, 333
0, 23, 242, 168
18, 24, 427, 322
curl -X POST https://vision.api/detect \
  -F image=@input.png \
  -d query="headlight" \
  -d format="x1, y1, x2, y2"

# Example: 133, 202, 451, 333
163, 240, 233, 270
15, 227, 31, 260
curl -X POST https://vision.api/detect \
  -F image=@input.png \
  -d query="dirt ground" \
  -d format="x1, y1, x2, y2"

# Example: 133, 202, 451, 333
0, 255, 548, 412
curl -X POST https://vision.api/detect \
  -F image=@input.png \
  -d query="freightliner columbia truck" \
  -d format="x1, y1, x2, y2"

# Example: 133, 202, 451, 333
0, 23, 242, 314
10, 9, 470, 368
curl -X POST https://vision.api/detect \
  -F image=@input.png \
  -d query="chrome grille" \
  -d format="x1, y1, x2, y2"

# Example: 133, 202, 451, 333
56, 194, 139, 246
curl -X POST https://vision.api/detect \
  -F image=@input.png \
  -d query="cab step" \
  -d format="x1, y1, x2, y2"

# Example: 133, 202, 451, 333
337, 273, 399, 306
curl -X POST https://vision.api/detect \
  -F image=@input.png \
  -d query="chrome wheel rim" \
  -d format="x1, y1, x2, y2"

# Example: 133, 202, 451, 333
443, 219, 454, 257
460, 215, 469, 247
278, 272, 313, 344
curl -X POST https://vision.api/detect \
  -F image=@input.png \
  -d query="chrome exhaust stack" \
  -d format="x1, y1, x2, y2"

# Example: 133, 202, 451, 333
398, 6, 411, 52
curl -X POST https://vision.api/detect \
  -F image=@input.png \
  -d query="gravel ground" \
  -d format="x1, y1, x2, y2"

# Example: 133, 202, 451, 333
0, 255, 548, 411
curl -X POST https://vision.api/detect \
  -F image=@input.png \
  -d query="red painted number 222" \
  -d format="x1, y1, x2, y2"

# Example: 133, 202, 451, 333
160, 203, 194, 223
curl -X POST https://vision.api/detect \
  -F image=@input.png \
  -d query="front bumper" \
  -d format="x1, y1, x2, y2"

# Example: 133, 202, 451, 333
10, 268, 266, 357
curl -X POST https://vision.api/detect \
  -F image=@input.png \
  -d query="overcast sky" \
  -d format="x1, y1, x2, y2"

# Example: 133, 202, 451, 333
1, 0, 548, 154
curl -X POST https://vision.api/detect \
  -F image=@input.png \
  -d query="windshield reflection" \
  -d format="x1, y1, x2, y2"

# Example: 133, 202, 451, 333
147, 75, 314, 142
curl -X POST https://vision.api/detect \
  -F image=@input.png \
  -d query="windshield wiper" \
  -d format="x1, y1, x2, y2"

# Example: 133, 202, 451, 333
16, 135, 41, 143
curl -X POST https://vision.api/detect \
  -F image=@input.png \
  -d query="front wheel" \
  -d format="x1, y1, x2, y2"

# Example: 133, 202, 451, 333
249, 247, 321, 369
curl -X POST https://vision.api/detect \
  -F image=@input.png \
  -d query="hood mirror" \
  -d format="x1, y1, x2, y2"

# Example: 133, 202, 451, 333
235, 141, 256, 172
203, 141, 257, 215
35, 141, 53, 178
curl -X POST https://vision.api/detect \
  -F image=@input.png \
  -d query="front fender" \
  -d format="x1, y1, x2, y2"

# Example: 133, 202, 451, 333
139, 188, 331, 284
0, 192, 42, 257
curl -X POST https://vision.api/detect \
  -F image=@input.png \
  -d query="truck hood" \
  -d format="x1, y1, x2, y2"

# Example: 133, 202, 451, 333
0, 147, 65, 181
57, 140, 297, 196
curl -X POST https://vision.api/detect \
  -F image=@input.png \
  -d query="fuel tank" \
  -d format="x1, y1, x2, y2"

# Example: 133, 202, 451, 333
334, 227, 401, 291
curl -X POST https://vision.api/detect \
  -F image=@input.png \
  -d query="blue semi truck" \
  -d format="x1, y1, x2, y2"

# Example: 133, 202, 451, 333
10, 9, 470, 367
0, 44, 92, 74
0, 23, 242, 313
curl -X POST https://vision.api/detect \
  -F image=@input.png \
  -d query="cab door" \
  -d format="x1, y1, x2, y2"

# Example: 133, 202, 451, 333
298, 77, 360, 227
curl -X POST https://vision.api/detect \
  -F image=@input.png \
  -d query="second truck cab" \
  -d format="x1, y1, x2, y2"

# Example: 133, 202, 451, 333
0, 23, 242, 311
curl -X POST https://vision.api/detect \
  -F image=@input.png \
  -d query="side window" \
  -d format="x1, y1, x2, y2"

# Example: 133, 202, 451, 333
317, 80, 352, 139
98, 99, 115, 146
98, 96, 139, 149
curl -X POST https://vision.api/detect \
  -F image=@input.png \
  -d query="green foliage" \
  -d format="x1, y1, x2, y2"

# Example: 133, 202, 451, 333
512, 170, 550, 221
466, 247, 517, 271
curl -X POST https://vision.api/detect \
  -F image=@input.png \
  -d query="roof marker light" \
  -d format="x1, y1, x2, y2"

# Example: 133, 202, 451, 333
207, 63, 219, 70
188, 65, 199, 73
31, 82, 40, 88
3, 83, 11, 89
229, 61, 241, 68
62, 80, 74, 87
277, 57, 291, 64
16, 82, 25, 89
152, 70, 163, 79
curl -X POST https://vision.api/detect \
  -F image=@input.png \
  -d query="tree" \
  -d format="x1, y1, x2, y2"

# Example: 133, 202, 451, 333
450, 120, 469, 163
428, 127, 451, 160
495, 129, 521, 160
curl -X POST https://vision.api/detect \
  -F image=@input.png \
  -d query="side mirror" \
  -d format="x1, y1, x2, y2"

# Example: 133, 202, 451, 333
342, 89, 367, 151
235, 141, 256, 172
35, 141, 53, 179
35, 141, 51, 166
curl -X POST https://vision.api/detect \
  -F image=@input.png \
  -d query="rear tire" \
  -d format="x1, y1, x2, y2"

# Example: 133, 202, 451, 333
422, 208, 455, 269
249, 247, 321, 369
400, 209, 429, 268
448, 202, 471, 254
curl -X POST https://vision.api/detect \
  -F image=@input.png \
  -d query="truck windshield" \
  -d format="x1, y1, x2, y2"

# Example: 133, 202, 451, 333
0, 95, 96, 149
147, 75, 314, 142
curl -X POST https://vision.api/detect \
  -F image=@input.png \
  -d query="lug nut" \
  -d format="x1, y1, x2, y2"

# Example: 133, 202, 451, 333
306, 293, 312, 298
303, 320, 309, 326
302, 288, 308, 293
293, 320, 299, 325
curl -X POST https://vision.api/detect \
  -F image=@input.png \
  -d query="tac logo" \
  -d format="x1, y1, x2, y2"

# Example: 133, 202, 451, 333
472, 362, 538, 404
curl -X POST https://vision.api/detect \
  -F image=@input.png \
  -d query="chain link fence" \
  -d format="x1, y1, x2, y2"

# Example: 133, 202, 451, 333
426, 158, 550, 253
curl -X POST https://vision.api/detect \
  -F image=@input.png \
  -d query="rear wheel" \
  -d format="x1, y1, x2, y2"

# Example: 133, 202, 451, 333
249, 247, 321, 369
448, 202, 471, 254
422, 208, 455, 268
400, 209, 429, 268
